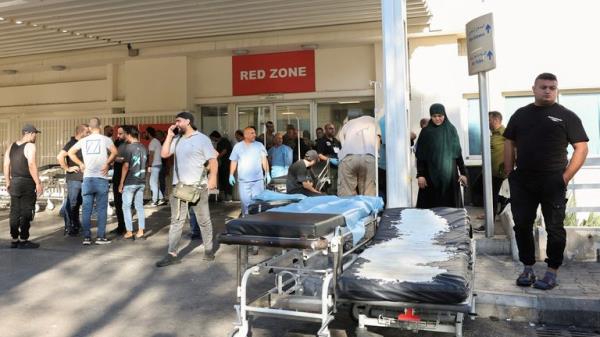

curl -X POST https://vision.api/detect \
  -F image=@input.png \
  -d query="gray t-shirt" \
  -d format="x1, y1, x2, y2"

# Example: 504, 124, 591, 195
169, 131, 217, 185
75, 133, 114, 179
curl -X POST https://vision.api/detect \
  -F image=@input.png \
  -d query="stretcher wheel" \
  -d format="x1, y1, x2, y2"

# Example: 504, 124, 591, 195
350, 304, 370, 322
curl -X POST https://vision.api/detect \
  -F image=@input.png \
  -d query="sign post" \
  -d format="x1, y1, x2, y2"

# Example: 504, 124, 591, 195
466, 13, 496, 238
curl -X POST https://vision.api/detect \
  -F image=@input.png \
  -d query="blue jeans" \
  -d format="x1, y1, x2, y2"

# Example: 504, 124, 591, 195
82, 177, 109, 239
239, 180, 265, 215
150, 165, 163, 203
122, 184, 145, 232
61, 180, 83, 232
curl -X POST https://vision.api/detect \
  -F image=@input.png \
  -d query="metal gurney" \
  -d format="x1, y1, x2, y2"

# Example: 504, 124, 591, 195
218, 195, 384, 337
338, 207, 476, 337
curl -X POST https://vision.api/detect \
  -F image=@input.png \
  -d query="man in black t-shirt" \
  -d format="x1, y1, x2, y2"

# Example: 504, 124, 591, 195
57, 124, 89, 236
118, 125, 148, 239
110, 127, 128, 235
286, 150, 321, 196
504, 73, 589, 291
315, 123, 341, 195
209, 131, 233, 201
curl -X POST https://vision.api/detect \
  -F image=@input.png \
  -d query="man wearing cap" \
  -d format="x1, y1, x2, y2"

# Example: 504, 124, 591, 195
337, 109, 381, 196
286, 150, 321, 196
156, 111, 219, 267
3, 124, 43, 248
68, 117, 118, 245
229, 126, 270, 215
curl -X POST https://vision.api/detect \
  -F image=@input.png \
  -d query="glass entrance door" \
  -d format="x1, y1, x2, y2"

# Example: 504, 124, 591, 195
237, 105, 271, 134
275, 103, 311, 139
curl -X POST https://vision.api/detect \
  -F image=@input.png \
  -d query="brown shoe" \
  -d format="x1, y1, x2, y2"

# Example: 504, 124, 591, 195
123, 231, 134, 240
135, 230, 144, 239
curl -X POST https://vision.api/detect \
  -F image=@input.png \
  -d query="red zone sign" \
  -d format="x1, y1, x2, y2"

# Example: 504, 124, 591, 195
232, 50, 315, 96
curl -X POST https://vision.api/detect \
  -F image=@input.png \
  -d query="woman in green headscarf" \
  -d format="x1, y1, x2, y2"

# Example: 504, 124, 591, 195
415, 103, 468, 208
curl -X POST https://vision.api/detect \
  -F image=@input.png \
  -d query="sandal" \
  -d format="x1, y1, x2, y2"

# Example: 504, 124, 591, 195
123, 232, 134, 240
135, 230, 145, 239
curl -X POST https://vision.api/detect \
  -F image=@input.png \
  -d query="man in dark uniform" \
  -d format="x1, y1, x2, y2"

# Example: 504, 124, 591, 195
315, 123, 341, 195
286, 150, 321, 196
57, 124, 89, 236
110, 126, 127, 235
505, 73, 589, 290
3, 124, 43, 249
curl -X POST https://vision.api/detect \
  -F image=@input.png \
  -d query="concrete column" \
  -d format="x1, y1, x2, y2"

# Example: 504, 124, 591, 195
381, 0, 411, 207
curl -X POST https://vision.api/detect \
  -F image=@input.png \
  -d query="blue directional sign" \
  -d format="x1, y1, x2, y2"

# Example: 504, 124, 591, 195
466, 13, 496, 75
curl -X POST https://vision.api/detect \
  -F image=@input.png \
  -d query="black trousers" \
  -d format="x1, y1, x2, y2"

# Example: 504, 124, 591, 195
9, 177, 37, 240
112, 182, 125, 232
509, 170, 567, 269
491, 176, 504, 216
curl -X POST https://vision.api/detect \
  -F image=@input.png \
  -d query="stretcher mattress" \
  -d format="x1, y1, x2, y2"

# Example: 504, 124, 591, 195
226, 212, 346, 238
338, 207, 472, 304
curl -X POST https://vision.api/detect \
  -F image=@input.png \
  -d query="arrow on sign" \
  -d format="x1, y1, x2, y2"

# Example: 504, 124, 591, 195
485, 24, 492, 34
486, 50, 494, 60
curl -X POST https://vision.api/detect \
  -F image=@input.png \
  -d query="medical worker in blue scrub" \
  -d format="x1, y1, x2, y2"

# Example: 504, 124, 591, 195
229, 126, 271, 215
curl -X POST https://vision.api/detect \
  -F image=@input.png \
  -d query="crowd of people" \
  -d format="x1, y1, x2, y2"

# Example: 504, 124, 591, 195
3, 72, 590, 291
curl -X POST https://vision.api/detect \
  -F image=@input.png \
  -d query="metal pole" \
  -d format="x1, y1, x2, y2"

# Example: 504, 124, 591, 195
478, 72, 494, 238
295, 117, 301, 161
381, 0, 411, 207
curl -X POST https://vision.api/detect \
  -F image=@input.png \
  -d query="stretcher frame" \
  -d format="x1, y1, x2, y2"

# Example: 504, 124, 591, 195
341, 239, 477, 337
219, 214, 379, 337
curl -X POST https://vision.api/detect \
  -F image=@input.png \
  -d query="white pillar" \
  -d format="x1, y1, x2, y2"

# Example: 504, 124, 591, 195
381, 0, 411, 207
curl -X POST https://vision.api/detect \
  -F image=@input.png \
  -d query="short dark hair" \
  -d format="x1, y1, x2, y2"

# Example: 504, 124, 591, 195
123, 125, 139, 139
316, 127, 323, 132
209, 130, 221, 138
535, 72, 557, 82
489, 111, 502, 121
266, 121, 274, 126
146, 126, 156, 138
235, 129, 243, 137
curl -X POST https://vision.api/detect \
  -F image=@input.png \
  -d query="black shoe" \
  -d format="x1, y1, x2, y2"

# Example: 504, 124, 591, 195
95, 237, 112, 245
82, 237, 92, 245
109, 228, 126, 235
473, 225, 485, 232
516, 268, 536, 287
156, 254, 181, 267
203, 252, 215, 261
67, 230, 80, 237
18, 241, 40, 249
10, 240, 20, 248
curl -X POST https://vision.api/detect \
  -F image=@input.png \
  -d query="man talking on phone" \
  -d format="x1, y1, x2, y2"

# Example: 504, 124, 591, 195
155, 111, 219, 267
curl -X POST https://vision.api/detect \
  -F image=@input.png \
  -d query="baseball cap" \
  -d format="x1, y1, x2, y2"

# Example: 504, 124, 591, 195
176, 111, 195, 124
304, 150, 319, 162
22, 124, 41, 134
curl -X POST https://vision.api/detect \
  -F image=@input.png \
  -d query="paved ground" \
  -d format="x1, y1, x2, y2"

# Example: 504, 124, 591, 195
1, 201, 598, 337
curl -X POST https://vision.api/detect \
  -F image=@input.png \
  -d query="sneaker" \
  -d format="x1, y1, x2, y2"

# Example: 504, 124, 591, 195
516, 267, 536, 287
157, 199, 168, 206
156, 254, 181, 268
95, 237, 112, 245
203, 253, 215, 261
10, 240, 20, 248
533, 271, 558, 290
82, 237, 92, 245
18, 241, 40, 249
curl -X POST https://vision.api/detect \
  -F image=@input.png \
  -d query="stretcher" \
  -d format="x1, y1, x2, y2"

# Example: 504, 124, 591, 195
220, 201, 475, 337
0, 164, 68, 212
219, 195, 383, 337
338, 207, 476, 337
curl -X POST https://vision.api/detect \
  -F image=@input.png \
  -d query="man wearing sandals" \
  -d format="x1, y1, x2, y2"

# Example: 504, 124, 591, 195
155, 112, 218, 267
504, 73, 588, 290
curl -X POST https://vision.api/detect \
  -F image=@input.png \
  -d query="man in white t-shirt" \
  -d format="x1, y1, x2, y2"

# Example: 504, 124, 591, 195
146, 127, 165, 206
68, 117, 118, 245
337, 109, 380, 196
155, 112, 219, 267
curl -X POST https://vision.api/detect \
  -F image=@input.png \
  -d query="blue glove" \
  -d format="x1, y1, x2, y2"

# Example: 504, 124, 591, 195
265, 172, 272, 185
229, 175, 236, 186
329, 158, 339, 166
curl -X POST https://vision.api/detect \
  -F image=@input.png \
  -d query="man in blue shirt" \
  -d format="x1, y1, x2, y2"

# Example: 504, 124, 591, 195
229, 126, 270, 215
267, 133, 293, 178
